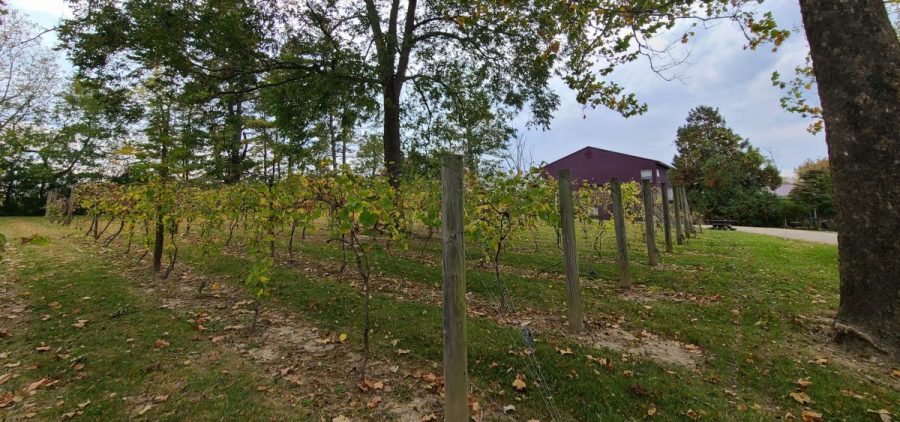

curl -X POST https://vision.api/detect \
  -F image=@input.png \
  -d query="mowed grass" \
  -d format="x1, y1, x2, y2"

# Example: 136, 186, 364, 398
0, 218, 300, 421
2, 216, 898, 421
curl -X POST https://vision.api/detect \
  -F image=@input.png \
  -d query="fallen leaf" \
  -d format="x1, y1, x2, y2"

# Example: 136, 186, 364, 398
555, 347, 573, 355
35, 345, 50, 352
867, 409, 893, 422
623, 370, 634, 378
420, 414, 438, 421
339, 333, 348, 343
797, 379, 813, 388
366, 395, 382, 408
153, 394, 169, 403
801, 410, 823, 422
61, 411, 77, 419
512, 374, 527, 392
789, 391, 812, 405
503, 404, 516, 413
136, 403, 153, 415
0, 392, 15, 409
72, 319, 89, 329
154, 339, 170, 349
648, 405, 657, 416
25, 377, 48, 393
77, 400, 91, 409
332, 416, 351, 422
0, 373, 13, 385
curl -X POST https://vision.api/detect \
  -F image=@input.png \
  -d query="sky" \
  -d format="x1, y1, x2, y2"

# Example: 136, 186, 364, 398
11, 0, 828, 177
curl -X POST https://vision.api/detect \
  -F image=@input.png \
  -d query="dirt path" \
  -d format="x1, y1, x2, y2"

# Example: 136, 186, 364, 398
732, 226, 838, 245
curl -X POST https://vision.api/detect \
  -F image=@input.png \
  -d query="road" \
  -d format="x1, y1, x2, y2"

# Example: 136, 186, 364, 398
730, 226, 838, 245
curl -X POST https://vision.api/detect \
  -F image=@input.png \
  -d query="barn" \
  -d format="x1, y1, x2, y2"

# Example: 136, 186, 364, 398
541, 146, 672, 187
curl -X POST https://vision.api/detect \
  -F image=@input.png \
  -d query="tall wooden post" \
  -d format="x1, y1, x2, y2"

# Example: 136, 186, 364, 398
641, 178, 659, 266
557, 170, 584, 333
673, 186, 684, 245
610, 179, 632, 288
660, 183, 673, 253
440, 155, 468, 422
682, 187, 695, 235
679, 187, 691, 238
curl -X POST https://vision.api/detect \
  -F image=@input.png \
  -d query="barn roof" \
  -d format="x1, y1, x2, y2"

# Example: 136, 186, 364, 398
546, 146, 673, 169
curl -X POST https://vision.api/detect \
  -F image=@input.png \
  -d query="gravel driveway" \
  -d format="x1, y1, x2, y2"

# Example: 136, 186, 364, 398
729, 226, 838, 245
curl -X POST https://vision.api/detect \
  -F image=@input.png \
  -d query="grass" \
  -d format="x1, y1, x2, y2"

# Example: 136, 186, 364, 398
0, 218, 299, 421
1, 216, 897, 421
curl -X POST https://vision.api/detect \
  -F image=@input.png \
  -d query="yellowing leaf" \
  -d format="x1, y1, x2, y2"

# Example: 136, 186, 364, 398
338, 333, 348, 343
789, 391, 812, 405
801, 410, 823, 421
512, 374, 527, 392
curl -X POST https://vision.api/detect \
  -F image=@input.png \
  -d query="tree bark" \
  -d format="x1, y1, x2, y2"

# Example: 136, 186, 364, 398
799, 0, 900, 357
383, 82, 403, 186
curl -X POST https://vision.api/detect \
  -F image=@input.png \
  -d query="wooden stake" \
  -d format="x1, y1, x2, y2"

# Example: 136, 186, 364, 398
660, 183, 673, 253
673, 185, 684, 245
641, 179, 659, 266
440, 155, 468, 422
557, 169, 584, 333
610, 179, 632, 288
682, 186, 696, 235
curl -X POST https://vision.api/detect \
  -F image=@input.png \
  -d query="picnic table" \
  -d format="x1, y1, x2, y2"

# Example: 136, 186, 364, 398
708, 219, 736, 230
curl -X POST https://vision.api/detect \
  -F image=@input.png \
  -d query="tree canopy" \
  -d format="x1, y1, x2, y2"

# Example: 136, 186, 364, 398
670, 105, 781, 225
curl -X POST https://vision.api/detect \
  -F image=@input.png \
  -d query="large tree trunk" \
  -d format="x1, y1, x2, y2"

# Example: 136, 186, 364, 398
382, 82, 403, 187
799, 0, 900, 358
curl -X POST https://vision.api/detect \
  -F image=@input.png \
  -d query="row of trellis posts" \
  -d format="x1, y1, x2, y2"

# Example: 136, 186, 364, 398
439, 155, 699, 421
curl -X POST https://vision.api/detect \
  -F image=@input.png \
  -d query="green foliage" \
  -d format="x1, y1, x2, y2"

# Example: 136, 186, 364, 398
790, 158, 834, 223
670, 106, 782, 225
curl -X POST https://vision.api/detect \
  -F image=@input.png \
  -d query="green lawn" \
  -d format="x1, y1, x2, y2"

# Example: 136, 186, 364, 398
1, 216, 897, 421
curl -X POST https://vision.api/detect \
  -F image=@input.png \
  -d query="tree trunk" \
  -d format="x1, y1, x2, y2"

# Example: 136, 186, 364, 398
152, 214, 164, 273
799, 0, 900, 358
382, 83, 403, 187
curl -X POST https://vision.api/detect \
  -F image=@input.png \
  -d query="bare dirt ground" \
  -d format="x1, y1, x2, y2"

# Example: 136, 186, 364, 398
730, 226, 838, 245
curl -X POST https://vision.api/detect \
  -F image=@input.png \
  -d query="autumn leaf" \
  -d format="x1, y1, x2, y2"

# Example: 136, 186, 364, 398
648, 405, 658, 416
25, 377, 48, 393
789, 391, 812, 405
555, 347, 573, 355
867, 409, 893, 422
339, 333, 348, 343
332, 416, 351, 422
366, 395, 382, 408
801, 410, 823, 422
154, 339, 170, 349
512, 373, 527, 392
420, 414, 437, 421
796, 379, 812, 388
136, 404, 153, 415
72, 319, 89, 329
0, 373, 13, 385
153, 395, 169, 403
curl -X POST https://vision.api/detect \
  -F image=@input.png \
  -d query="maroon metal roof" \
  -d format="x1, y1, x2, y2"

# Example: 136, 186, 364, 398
541, 146, 672, 186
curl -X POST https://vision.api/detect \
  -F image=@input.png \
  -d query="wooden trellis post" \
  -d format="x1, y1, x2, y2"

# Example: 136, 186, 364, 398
557, 169, 584, 333
610, 179, 632, 288
673, 186, 685, 245
660, 183, 673, 253
440, 155, 468, 422
641, 176, 659, 266
682, 186, 696, 236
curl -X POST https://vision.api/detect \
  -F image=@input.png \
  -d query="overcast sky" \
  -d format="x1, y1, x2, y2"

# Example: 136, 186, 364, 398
13, 0, 827, 177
